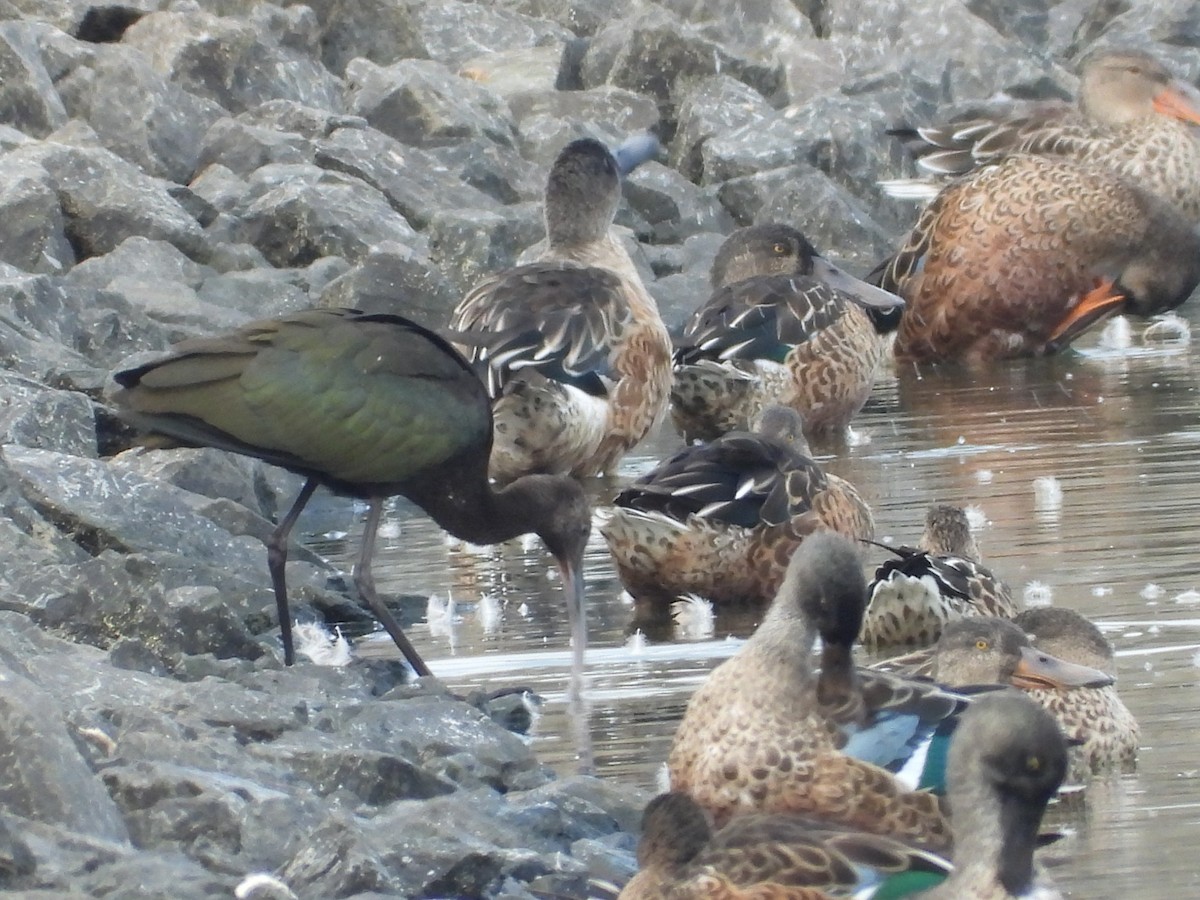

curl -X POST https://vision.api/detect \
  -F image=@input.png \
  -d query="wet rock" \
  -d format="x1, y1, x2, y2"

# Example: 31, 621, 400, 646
346, 57, 518, 149
0, 374, 96, 457
8, 141, 209, 262
0, 446, 265, 571
0, 663, 128, 842
236, 163, 419, 267
0, 155, 73, 273
415, 1, 574, 69
317, 242, 461, 327
0, 21, 69, 136
122, 6, 341, 115
194, 117, 317, 178
0, 274, 112, 386
56, 44, 226, 183
315, 125, 501, 229
426, 204, 544, 294
623, 163, 734, 243
670, 75, 776, 182
581, 7, 787, 121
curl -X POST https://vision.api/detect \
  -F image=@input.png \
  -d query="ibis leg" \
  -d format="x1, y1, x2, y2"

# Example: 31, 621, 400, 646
267, 477, 319, 666
354, 499, 434, 677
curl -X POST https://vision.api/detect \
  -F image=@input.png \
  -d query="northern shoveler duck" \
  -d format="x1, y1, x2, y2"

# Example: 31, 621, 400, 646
450, 135, 672, 481
885, 48, 1200, 220
617, 791, 950, 900
671, 223, 905, 444
601, 406, 874, 621
874, 154, 1200, 365
627, 692, 1068, 899
1014, 607, 1140, 777
861, 504, 1017, 651
667, 532, 970, 849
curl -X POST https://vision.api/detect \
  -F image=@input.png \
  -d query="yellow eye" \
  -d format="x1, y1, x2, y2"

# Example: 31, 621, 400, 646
773, 243, 788, 254
975, 639, 989, 650
1027, 755, 1041, 772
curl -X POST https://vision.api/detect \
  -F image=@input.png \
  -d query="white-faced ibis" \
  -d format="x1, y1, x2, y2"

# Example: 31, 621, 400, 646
873, 154, 1200, 365
601, 405, 873, 630
450, 135, 672, 481
110, 308, 592, 682
861, 503, 1016, 650
884, 48, 1200, 220
670, 223, 905, 445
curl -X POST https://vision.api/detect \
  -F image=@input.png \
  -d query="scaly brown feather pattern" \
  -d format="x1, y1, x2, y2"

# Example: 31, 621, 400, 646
877, 155, 1200, 364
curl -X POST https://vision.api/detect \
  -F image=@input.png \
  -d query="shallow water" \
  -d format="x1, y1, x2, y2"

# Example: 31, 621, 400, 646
306, 319, 1200, 897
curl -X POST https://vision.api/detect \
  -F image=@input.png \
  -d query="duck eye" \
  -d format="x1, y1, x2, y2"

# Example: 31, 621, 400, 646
975, 639, 989, 650
773, 243, 788, 254
1027, 755, 1041, 772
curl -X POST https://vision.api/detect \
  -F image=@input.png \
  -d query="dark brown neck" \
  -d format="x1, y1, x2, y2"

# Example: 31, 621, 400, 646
403, 469, 540, 547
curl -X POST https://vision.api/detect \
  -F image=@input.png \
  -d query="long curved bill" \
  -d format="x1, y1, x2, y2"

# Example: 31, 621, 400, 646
811, 256, 907, 314
559, 558, 593, 772
1011, 645, 1114, 690
1153, 80, 1200, 126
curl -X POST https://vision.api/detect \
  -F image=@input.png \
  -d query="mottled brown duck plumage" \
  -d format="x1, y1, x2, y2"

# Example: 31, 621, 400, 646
875, 154, 1200, 365
450, 136, 671, 480
862, 504, 1018, 650
667, 533, 968, 851
632, 693, 1069, 899
1014, 607, 1140, 778
601, 406, 874, 615
888, 48, 1200, 220
671, 224, 904, 444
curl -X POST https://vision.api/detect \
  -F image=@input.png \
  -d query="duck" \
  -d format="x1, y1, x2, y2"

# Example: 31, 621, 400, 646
861, 504, 1017, 651
600, 405, 874, 621
617, 791, 950, 900
449, 135, 672, 481
671, 223, 905, 445
1014, 606, 1140, 777
626, 691, 1068, 899
885, 48, 1200, 221
873, 154, 1200, 365
667, 531, 973, 849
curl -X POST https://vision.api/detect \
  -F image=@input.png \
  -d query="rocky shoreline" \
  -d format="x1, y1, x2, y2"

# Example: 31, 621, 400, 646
0, 0, 1192, 896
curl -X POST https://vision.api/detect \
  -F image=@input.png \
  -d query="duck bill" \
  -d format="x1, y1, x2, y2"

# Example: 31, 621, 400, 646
1011, 645, 1114, 690
1153, 81, 1200, 126
1045, 279, 1126, 351
810, 256, 907, 314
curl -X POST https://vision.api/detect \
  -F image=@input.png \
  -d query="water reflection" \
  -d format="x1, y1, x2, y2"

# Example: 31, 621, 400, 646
310, 322, 1200, 897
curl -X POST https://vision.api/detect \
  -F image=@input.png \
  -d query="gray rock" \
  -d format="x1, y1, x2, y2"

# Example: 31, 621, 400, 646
0, 663, 128, 842
194, 116, 317, 178
306, 0, 429, 76
122, 6, 342, 115
581, 7, 787, 119
623, 162, 734, 243
507, 83, 660, 137
0, 155, 74, 272
671, 75, 777, 182
7, 141, 210, 262
426, 204, 544, 294
415, 1, 574, 69
196, 267, 311, 321
0, 374, 96, 458
429, 136, 545, 203
503, 0, 626, 37
0, 21, 69, 136
56, 44, 226, 182
0, 273, 112, 385
318, 241, 461, 328
315, 125, 501, 229
236, 163, 420, 267
0, 445, 265, 572
347, 57, 519, 149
